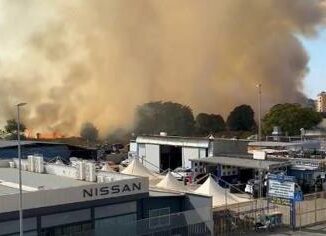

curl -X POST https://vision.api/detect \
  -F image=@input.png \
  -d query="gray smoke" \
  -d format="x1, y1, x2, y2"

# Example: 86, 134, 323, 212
0, 0, 325, 136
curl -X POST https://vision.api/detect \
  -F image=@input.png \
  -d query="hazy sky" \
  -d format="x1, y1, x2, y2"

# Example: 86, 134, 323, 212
0, 1, 325, 135
302, 28, 326, 98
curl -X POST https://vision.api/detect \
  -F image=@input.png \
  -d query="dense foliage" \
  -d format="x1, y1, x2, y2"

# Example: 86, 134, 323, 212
226, 105, 256, 131
80, 122, 99, 142
262, 103, 323, 135
4, 119, 26, 140
195, 113, 226, 135
134, 101, 195, 136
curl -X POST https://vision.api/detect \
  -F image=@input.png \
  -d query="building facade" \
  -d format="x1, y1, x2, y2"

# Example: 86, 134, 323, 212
0, 158, 212, 236
316, 91, 326, 113
129, 134, 250, 173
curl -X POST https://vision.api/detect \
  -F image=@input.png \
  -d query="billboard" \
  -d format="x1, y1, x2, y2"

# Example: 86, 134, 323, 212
268, 174, 295, 200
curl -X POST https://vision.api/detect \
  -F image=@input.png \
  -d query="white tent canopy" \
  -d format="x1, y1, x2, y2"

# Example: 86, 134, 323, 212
156, 172, 188, 192
195, 176, 249, 207
101, 163, 114, 172
121, 158, 158, 180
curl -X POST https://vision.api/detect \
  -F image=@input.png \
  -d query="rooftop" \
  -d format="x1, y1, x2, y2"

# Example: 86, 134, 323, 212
136, 135, 211, 148
190, 156, 291, 170
0, 140, 98, 151
248, 140, 320, 147
0, 168, 94, 196
0, 140, 64, 148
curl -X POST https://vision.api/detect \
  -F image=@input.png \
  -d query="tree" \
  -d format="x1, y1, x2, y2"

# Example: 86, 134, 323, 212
262, 103, 323, 136
195, 113, 226, 135
227, 105, 256, 131
4, 119, 26, 140
134, 101, 195, 136
80, 122, 99, 142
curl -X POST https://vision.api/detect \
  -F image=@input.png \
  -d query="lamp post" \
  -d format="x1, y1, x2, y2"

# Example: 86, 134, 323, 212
17, 102, 27, 236
256, 84, 262, 141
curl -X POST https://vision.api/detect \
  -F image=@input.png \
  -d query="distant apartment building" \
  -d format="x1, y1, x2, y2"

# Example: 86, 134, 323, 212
316, 91, 326, 112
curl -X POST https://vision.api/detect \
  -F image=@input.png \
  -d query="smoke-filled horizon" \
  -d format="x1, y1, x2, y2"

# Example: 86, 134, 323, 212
0, 0, 325, 136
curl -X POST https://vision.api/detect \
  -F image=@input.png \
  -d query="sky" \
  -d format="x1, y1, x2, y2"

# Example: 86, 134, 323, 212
302, 28, 326, 99
0, 1, 325, 135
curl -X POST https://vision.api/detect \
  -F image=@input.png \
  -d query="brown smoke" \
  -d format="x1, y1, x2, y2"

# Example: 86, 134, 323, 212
0, 0, 325, 136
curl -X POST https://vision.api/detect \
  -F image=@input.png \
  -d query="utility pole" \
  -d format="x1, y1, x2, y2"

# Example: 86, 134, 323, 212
256, 84, 262, 141
17, 102, 27, 236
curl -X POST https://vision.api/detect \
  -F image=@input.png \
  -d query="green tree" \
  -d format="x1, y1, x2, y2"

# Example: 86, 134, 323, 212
80, 122, 99, 142
4, 119, 26, 140
262, 103, 323, 136
134, 101, 195, 136
195, 113, 226, 135
227, 105, 256, 131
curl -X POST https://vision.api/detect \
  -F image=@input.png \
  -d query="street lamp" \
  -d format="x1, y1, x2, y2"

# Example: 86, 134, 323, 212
17, 102, 27, 236
256, 84, 262, 141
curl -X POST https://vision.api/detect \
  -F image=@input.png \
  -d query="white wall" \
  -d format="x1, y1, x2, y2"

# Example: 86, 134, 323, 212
144, 144, 160, 172
199, 148, 207, 158
129, 142, 138, 153
0, 177, 148, 214
182, 147, 200, 168
138, 144, 146, 159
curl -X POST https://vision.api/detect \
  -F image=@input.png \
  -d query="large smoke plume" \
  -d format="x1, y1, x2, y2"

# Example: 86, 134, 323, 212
0, 0, 325, 136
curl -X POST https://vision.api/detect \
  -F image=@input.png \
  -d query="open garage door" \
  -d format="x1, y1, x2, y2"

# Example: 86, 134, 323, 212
160, 145, 182, 171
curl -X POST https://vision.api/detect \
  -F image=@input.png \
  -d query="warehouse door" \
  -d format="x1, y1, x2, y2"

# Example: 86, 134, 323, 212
160, 145, 182, 171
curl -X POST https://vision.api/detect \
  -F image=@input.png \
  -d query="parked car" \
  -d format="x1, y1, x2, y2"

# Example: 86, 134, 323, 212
171, 167, 193, 182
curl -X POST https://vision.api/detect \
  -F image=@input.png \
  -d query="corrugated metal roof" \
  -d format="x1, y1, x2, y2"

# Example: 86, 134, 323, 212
248, 141, 320, 147
0, 140, 64, 148
136, 135, 210, 148
190, 156, 291, 170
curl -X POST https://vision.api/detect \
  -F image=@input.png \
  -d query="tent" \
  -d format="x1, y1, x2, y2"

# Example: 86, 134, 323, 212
156, 172, 188, 192
121, 158, 158, 180
195, 176, 249, 207
101, 163, 114, 172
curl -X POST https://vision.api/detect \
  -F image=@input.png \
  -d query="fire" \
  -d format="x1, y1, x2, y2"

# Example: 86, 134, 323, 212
25, 129, 65, 139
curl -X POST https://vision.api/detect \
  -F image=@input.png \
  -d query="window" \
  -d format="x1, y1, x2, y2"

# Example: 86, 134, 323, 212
41, 221, 92, 236
149, 208, 170, 229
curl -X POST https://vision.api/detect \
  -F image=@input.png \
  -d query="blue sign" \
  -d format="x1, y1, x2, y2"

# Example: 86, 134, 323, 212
294, 191, 303, 202
268, 174, 296, 200
268, 173, 295, 183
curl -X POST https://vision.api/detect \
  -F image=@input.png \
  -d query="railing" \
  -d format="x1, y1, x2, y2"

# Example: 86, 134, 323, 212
40, 207, 213, 236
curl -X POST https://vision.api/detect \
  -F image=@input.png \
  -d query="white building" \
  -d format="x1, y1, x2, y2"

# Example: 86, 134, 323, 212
129, 134, 214, 172
0, 157, 213, 235
129, 134, 250, 172
316, 91, 326, 112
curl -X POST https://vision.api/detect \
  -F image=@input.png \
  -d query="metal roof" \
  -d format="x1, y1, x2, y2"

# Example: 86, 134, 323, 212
0, 185, 26, 195
136, 135, 210, 148
190, 156, 291, 170
0, 141, 98, 152
248, 141, 320, 147
0, 168, 94, 196
0, 140, 65, 148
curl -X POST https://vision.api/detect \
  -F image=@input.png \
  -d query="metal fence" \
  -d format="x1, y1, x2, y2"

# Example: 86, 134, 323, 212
296, 191, 326, 229
212, 198, 286, 235
40, 207, 213, 236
